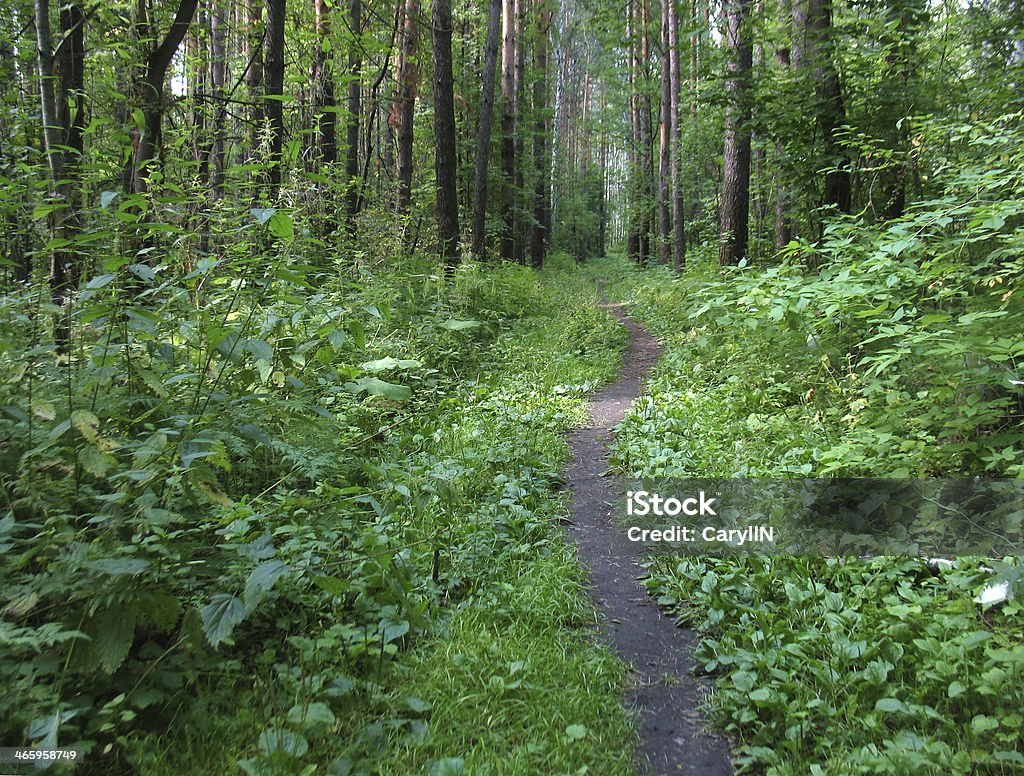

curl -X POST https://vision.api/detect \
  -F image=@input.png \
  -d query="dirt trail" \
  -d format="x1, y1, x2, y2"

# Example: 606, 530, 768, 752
564, 301, 733, 776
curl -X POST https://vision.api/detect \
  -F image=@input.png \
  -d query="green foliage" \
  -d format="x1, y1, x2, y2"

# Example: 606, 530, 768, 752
0, 218, 632, 772
645, 555, 1024, 774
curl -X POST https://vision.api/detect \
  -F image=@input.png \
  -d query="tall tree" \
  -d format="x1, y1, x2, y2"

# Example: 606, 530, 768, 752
313, 0, 337, 167
657, 0, 672, 265
265, 0, 286, 193
793, 0, 850, 216
35, 0, 85, 333
345, 0, 362, 230
529, 1, 551, 268
499, 0, 517, 261
774, 0, 793, 250
210, 0, 228, 196
128, 0, 202, 195
431, 0, 460, 267
719, 0, 753, 265
471, 0, 502, 259
667, 0, 686, 268
392, 0, 419, 217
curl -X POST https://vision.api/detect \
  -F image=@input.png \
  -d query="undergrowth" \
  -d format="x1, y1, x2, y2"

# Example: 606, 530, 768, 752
586, 112, 1024, 776
1, 241, 632, 774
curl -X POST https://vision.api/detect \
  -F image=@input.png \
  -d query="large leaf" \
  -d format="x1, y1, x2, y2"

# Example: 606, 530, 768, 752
92, 607, 136, 673
344, 377, 411, 401
244, 560, 290, 610
359, 357, 422, 372
200, 594, 247, 647
438, 319, 480, 331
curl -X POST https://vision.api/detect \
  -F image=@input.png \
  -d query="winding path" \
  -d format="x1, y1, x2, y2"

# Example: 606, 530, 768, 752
565, 301, 733, 776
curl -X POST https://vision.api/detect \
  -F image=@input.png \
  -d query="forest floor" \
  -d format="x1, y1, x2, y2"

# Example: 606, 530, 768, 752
565, 289, 733, 775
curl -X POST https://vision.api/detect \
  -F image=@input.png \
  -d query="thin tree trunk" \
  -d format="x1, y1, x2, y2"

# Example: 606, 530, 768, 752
657, 0, 671, 265
719, 0, 753, 265
431, 0, 460, 267
244, 0, 263, 166
638, 0, 654, 264
265, 0, 286, 193
471, 0, 502, 259
393, 0, 419, 217
130, 0, 201, 195
530, 1, 550, 268
313, 0, 337, 166
344, 0, 362, 230
513, 0, 526, 263
210, 0, 227, 197
499, 0, 516, 261
626, 0, 640, 263
774, 0, 792, 250
668, 0, 686, 268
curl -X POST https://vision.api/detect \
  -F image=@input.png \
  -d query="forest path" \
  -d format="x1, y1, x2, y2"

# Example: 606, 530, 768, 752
564, 296, 733, 776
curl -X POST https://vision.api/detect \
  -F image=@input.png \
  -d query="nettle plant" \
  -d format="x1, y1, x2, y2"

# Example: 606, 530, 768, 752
0, 201, 529, 765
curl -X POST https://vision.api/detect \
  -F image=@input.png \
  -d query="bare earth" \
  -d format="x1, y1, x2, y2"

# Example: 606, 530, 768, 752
564, 299, 733, 776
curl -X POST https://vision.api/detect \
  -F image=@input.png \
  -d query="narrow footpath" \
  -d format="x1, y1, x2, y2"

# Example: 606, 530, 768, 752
565, 300, 733, 776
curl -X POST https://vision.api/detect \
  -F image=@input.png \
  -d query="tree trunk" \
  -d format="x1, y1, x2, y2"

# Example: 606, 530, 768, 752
513, 0, 527, 263
529, 2, 550, 268
264, 0, 286, 193
471, 0, 502, 259
499, 0, 516, 261
244, 0, 263, 165
130, 0, 201, 195
719, 0, 753, 265
657, 0, 672, 265
344, 0, 362, 230
638, 0, 653, 264
667, 0, 686, 269
774, 0, 792, 250
210, 0, 227, 197
393, 0, 419, 217
313, 0, 337, 166
794, 0, 850, 216
626, 0, 641, 264
431, 0, 460, 267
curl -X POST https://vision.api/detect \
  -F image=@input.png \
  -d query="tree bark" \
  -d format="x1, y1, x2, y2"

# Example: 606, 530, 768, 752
471, 0, 502, 259
130, 0, 201, 195
529, 2, 551, 268
657, 0, 672, 265
499, 0, 516, 261
264, 0, 286, 193
719, 0, 753, 265
431, 0, 460, 267
344, 0, 362, 230
667, 0, 686, 269
313, 0, 337, 166
393, 0, 419, 217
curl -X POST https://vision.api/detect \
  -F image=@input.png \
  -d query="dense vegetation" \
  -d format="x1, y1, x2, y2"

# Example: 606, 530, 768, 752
3, 0, 1024, 769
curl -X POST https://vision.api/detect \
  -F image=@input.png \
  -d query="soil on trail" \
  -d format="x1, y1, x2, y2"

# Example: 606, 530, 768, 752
565, 301, 733, 776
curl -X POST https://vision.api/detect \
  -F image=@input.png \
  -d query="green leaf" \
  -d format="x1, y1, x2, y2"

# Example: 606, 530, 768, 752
286, 702, 336, 728
200, 594, 247, 647
100, 190, 118, 209
564, 724, 587, 740
439, 319, 480, 331
947, 681, 966, 698
244, 560, 290, 610
312, 575, 349, 596
875, 698, 904, 713
429, 759, 465, 776
344, 377, 411, 401
258, 727, 308, 757
971, 714, 999, 734
92, 607, 136, 673
268, 212, 294, 241
251, 207, 276, 225
359, 357, 422, 372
